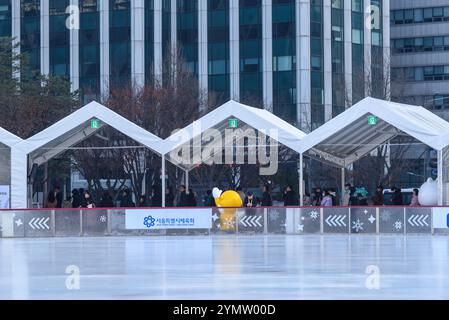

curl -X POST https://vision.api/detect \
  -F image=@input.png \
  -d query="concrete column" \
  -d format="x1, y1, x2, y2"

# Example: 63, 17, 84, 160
230, 0, 240, 101
100, 0, 110, 97
363, 0, 371, 97
296, 0, 311, 132
262, 0, 273, 111
382, 0, 390, 101
170, 0, 176, 54
70, 0, 80, 92
131, 0, 145, 89
343, 0, 352, 107
323, 0, 332, 121
12, 0, 20, 79
154, 0, 163, 83
198, 0, 208, 110
40, 0, 50, 76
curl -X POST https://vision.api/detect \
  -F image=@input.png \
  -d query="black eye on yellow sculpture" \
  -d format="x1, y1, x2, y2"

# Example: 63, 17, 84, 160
212, 187, 243, 231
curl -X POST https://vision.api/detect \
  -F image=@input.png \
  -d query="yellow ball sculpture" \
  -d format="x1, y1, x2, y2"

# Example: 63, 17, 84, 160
212, 188, 243, 231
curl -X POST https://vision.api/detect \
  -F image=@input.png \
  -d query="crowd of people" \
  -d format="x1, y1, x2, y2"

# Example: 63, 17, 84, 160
44, 183, 422, 209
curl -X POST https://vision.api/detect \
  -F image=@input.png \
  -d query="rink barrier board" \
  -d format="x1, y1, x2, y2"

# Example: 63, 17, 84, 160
0, 206, 448, 238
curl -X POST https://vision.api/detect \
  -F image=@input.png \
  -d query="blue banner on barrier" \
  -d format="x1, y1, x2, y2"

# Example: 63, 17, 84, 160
125, 209, 212, 230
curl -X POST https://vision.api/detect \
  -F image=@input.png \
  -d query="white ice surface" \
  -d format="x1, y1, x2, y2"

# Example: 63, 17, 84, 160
1, 235, 449, 300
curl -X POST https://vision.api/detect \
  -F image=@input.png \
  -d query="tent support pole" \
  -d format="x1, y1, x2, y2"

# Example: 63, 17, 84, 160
438, 149, 443, 206
185, 170, 189, 191
341, 167, 345, 205
299, 153, 304, 206
162, 155, 166, 207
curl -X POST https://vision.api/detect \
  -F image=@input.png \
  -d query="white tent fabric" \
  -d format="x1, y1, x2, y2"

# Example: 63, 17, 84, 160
7, 97, 449, 208
0, 127, 22, 148
298, 97, 449, 166
10, 101, 165, 209
162, 100, 307, 168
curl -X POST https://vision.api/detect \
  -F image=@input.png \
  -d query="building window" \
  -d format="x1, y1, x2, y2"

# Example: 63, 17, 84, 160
392, 6, 449, 25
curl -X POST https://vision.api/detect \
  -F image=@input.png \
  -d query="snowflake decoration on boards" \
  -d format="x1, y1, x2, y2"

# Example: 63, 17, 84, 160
99, 215, 107, 223
268, 210, 280, 222
309, 210, 319, 221
15, 219, 23, 227
297, 224, 304, 232
352, 219, 364, 232
222, 217, 235, 228
380, 210, 392, 222
394, 220, 403, 231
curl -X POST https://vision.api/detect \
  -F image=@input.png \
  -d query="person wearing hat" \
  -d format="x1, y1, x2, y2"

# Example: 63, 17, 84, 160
372, 185, 384, 206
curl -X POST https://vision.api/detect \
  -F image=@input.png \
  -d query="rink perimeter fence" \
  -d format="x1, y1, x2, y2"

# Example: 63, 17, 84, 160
1, 206, 449, 238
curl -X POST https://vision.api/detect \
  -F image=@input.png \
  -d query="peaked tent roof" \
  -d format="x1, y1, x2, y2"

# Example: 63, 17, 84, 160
162, 100, 306, 155
162, 100, 307, 170
298, 97, 449, 167
16, 101, 165, 165
0, 127, 22, 148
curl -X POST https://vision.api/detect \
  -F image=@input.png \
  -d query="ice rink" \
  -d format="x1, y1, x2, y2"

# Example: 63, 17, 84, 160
1, 235, 449, 300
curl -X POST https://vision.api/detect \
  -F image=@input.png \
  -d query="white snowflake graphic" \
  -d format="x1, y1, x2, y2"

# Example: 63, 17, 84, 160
380, 210, 392, 222
15, 219, 23, 227
352, 219, 364, 232
297, 224, 304, 232
222, 218, 235, 228
268, 210, 280, 222
309, 210, 319, 221
394, 220, 403, 231
99, 215, 107, 223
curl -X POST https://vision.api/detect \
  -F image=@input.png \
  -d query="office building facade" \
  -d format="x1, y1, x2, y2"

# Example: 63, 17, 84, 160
0, 0, 389, 131
390, 0, 449, 116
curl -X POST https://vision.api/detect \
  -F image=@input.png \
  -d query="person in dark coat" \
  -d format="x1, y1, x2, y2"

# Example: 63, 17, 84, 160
151, 185, 162, 207
372, 185, 384, 206
78, 188, 88, 208
83, 191, 95, 208
244, 192, 258, 208
313, 187, 323, 206
72, 189, 81, 208
203, 190, 215, 207
188, 188, 197, 207
165, 187, 175, 207
283, 185, 298, 206
356, 193, 368, 206
177, 185, 189, 207
54, 186, 63, 208
260, 184, 273, 206
120, 189, 135, 207
391, 187, 403, 205
99, 192, 114, 208
138, 195, 149, 207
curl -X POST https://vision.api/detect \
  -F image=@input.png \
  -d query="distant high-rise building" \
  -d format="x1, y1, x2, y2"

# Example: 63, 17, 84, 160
390, 0, 449, 115
0, 0, 390, 131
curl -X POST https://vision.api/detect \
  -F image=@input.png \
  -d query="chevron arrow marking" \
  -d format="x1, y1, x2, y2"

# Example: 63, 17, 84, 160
408, 215, 429, 227
28, 217, 50, 230
326, 215, 347, 228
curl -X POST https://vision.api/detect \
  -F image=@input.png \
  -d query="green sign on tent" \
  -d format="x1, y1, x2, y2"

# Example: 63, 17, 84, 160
229, 118, 238, 129
90, 119, 100, 129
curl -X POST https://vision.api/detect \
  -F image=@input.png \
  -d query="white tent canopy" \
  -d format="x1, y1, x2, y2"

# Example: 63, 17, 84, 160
0, 127, 22, 148
163, 100, 306, 156
10, 101, 165, 209
161, 100, 307, 194
297, 97, 449, 205
6, 97, 449, 208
